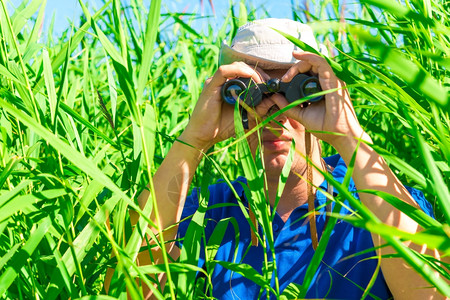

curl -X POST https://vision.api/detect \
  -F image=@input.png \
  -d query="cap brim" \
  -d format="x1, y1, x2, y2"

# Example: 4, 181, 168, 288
219, 42, 299, 70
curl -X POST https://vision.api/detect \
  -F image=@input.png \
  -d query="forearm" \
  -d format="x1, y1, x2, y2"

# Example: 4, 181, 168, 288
334, 132, 420, 230
138, 134, 208, 230
334, 133, 447, 299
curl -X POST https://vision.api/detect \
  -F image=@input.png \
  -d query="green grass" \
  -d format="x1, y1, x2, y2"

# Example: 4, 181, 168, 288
0, 0, 449, 299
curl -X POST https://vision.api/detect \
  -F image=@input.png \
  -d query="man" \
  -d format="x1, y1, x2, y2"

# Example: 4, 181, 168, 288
138, 19, 441, 299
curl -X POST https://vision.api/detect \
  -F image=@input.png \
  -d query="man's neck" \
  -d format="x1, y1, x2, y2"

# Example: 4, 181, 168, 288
266, 161, 325, 222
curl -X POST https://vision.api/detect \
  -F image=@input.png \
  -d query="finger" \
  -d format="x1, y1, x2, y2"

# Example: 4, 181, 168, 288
269, 93, 301, 121
253, 97, 276, 118
242, 64, 268, 83
247, 95, 291, 130
292, 51, 348, 116
246, 98, 277, 127
251, 65, 271, 82
292, 51, 337, 88
204, 77, 213, 85
208, 62, 260, 89
281, 60, 313, 82
339, 80, 357, 118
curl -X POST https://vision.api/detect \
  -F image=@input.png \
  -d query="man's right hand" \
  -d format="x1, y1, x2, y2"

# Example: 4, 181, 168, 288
179, 62, 261, 150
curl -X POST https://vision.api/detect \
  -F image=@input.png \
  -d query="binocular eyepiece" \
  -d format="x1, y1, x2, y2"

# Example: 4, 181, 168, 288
221, 73, 323, 107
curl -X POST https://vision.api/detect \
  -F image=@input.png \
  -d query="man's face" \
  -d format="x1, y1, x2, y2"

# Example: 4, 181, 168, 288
246, 68, 309, 178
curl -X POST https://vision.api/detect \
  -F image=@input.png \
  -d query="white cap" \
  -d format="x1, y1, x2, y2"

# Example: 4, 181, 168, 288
219, 18, 326, 70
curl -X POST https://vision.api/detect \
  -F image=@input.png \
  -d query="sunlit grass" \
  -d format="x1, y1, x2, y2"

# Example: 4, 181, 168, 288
0, 0, 448, 299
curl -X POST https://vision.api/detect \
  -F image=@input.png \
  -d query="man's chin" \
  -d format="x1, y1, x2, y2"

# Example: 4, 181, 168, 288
263, 154, 288, 173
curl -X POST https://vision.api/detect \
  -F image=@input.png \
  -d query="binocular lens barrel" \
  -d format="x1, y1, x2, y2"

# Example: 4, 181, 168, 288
221, 74, 323, 106
301, 78, 322, 102
221, 80, 246, 105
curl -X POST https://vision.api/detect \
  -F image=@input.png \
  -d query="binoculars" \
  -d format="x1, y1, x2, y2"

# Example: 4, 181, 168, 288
221, 73, 323, 107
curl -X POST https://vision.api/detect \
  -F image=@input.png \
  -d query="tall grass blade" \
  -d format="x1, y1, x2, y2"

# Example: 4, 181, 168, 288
0, 0, 448, 298
0, 99, 135, 209
136, 0, 161, 104
0, 217, 51, 295
42, 48, 58, 125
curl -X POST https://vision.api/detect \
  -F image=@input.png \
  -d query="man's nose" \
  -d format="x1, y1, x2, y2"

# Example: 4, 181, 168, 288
255, 94, 288, 123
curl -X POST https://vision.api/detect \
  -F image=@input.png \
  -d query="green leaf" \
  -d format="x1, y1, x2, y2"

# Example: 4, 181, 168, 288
215, 260, 275, 293
142, 103, 156, 166
10, 0, 43, 35
0, 189, 66, 222
405, 110, 450, 223
206, 218, 230, 261
136, 0, 161, 104
357, 189, 442, 229
299, 202, 341, 298
280, 282, 303, 300
132, 262, 207, 276
88, 19, 125, 66
369, 46, 448, 107
234, 103, 272, 242
58, 102, 116, 147
0, 156, 21, 189
0, 243, 21, 270
361, 221, 450, 256
42, 48, 58, 125
0, 63, 21, 85
361, 0, 450, 36
0, 99, 138, 212
105, 52, 118, 126
177, 188, 208, 296
238, 0, 248, 27
273, 139, 295, 217
75, 296, 118, 300
0, 217, 52, 295
46, 194, 122, 300
171, 14, 202, 39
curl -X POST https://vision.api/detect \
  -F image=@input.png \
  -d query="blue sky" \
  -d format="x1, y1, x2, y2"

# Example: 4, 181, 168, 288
9, 0, 299, 37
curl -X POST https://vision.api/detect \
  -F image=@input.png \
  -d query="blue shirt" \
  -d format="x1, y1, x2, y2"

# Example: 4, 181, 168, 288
178, 154, 433, 299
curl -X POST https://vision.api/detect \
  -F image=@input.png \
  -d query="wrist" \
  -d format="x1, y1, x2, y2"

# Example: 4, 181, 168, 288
178, 130, 213, 152
333, 131, 373, 158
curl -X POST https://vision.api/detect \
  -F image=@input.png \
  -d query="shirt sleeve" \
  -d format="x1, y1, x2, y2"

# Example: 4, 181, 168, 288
405, 186, 435, 218
175, 177, 247, 249
327, 155, 435, 219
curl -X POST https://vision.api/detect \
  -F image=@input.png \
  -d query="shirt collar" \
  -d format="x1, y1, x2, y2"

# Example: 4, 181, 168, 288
234, 154, 354, 206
